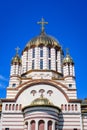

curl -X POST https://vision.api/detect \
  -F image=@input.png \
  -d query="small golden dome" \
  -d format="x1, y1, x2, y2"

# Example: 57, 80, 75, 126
11, 54, 21, 65
30, 95, 53, 106
63, 54, 74, 64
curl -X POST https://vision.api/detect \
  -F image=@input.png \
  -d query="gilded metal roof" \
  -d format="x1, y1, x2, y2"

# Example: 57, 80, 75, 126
63, 54, 74, 64
30, 95, 53, 106
11, 54, 21, 64
25, 32, 61, 49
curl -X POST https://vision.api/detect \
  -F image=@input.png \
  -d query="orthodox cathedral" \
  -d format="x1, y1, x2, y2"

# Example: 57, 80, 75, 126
0, 18, 87, 130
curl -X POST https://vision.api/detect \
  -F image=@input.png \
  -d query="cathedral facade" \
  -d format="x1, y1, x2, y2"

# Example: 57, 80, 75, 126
0, 18, 87, 130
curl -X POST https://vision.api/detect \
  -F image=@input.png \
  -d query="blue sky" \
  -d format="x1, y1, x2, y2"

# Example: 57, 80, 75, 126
0, 0, 87, 99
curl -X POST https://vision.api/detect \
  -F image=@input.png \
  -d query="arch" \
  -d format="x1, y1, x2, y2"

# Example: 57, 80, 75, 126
16, 104, 18, 110
5, 104, 8, 110
12, 104, 15, 110
30, 120, 35, 130
15, 79, 69, 102
75, 104, 77, 111
55, 122, 58, 130
72, 104, 74, 111
48, 120, 52, 130
68, 104, 70, 111
65, 104, 67, 111
38, 120, 44, 130
19, 104, 22, 110
61, 104, 64, 110
9, 104, 11, 110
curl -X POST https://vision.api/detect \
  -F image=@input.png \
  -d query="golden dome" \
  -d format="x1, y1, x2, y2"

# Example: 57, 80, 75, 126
30, 95, 53, 106
63, 54, 74, 64
11, 54, 21, 65
24, 32, 61, 50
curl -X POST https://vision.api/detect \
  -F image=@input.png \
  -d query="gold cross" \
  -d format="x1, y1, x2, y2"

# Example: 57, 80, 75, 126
15, 47, 20, 54
66, 48, 69, 55
37, 18, 48, 32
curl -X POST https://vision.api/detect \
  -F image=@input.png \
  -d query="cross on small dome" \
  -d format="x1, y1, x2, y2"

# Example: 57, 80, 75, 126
15, 47, 20, 55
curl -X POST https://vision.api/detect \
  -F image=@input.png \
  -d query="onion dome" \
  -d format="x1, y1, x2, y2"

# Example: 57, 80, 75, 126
63, 54, 74, 64
30, 95, 53, 106
24, 18, 61, 51
25, 32, 61, 49
11, 47, 21, 65
63, 49, 74, 64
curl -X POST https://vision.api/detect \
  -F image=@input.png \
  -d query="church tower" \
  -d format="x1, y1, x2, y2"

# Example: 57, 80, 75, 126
9, 47, 21, 88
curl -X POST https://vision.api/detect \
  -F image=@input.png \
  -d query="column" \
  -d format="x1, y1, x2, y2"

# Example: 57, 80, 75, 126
28, 48, 32, 70
43, 46, 48, 69
35, 47, 39, 69
51, 48, 56, 71
52, 121, 55, 130
45, 120, 48, 130
28, 121, 30, 130
35, 119, 38, 130
57, 51, 62, 73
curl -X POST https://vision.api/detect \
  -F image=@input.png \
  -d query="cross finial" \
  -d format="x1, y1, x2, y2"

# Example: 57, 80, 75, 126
15, 47, 20, 55
66, 48, 69, 55
37, 18, 48, 33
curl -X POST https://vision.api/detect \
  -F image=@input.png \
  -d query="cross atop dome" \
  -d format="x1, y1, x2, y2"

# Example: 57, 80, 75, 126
37, 18, 48, 33
66, 48, 69, 55
15, 47, 20, 55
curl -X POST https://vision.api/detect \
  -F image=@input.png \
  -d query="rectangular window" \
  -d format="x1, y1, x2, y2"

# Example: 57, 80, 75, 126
32, 48, 35, 58
40, 59, 43, 69
5, 128, 9, 130
48, 47, 51, 58
32, 60, 34, 69
40, 47, 43, 57
48, 60, 51, 70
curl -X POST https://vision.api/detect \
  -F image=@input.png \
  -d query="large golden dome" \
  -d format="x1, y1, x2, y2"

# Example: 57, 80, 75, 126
24, 32, 61, 50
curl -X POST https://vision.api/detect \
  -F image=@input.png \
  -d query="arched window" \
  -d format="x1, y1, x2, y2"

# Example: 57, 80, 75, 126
32, 48, 35, 58
40, 47, 43, 57
40, 59, 43, 69
47, 90, 53, 96
65, 104, 67, 111
12, 104, 15, 110
48, 60, 51, 70
31, 90, 37, 96
48, 120, 52, 130
61, 104, 64, 110
9, 104, 11, 110
5, 104, 8, 110
32, 60, 35, 69
12, 83, 16, 87
75, 104, 77, 111
39, 120, 44, 130
68, 104, 70, 111
72, 104, 74, 111
19, 104, 22, 110
55, 122, 58, 130
48, 47, 51, 58
16, 104, 18, 111
31, 120, 35, 130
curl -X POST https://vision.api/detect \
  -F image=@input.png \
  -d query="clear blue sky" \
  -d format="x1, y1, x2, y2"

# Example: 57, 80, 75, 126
0, 0, 87, 99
